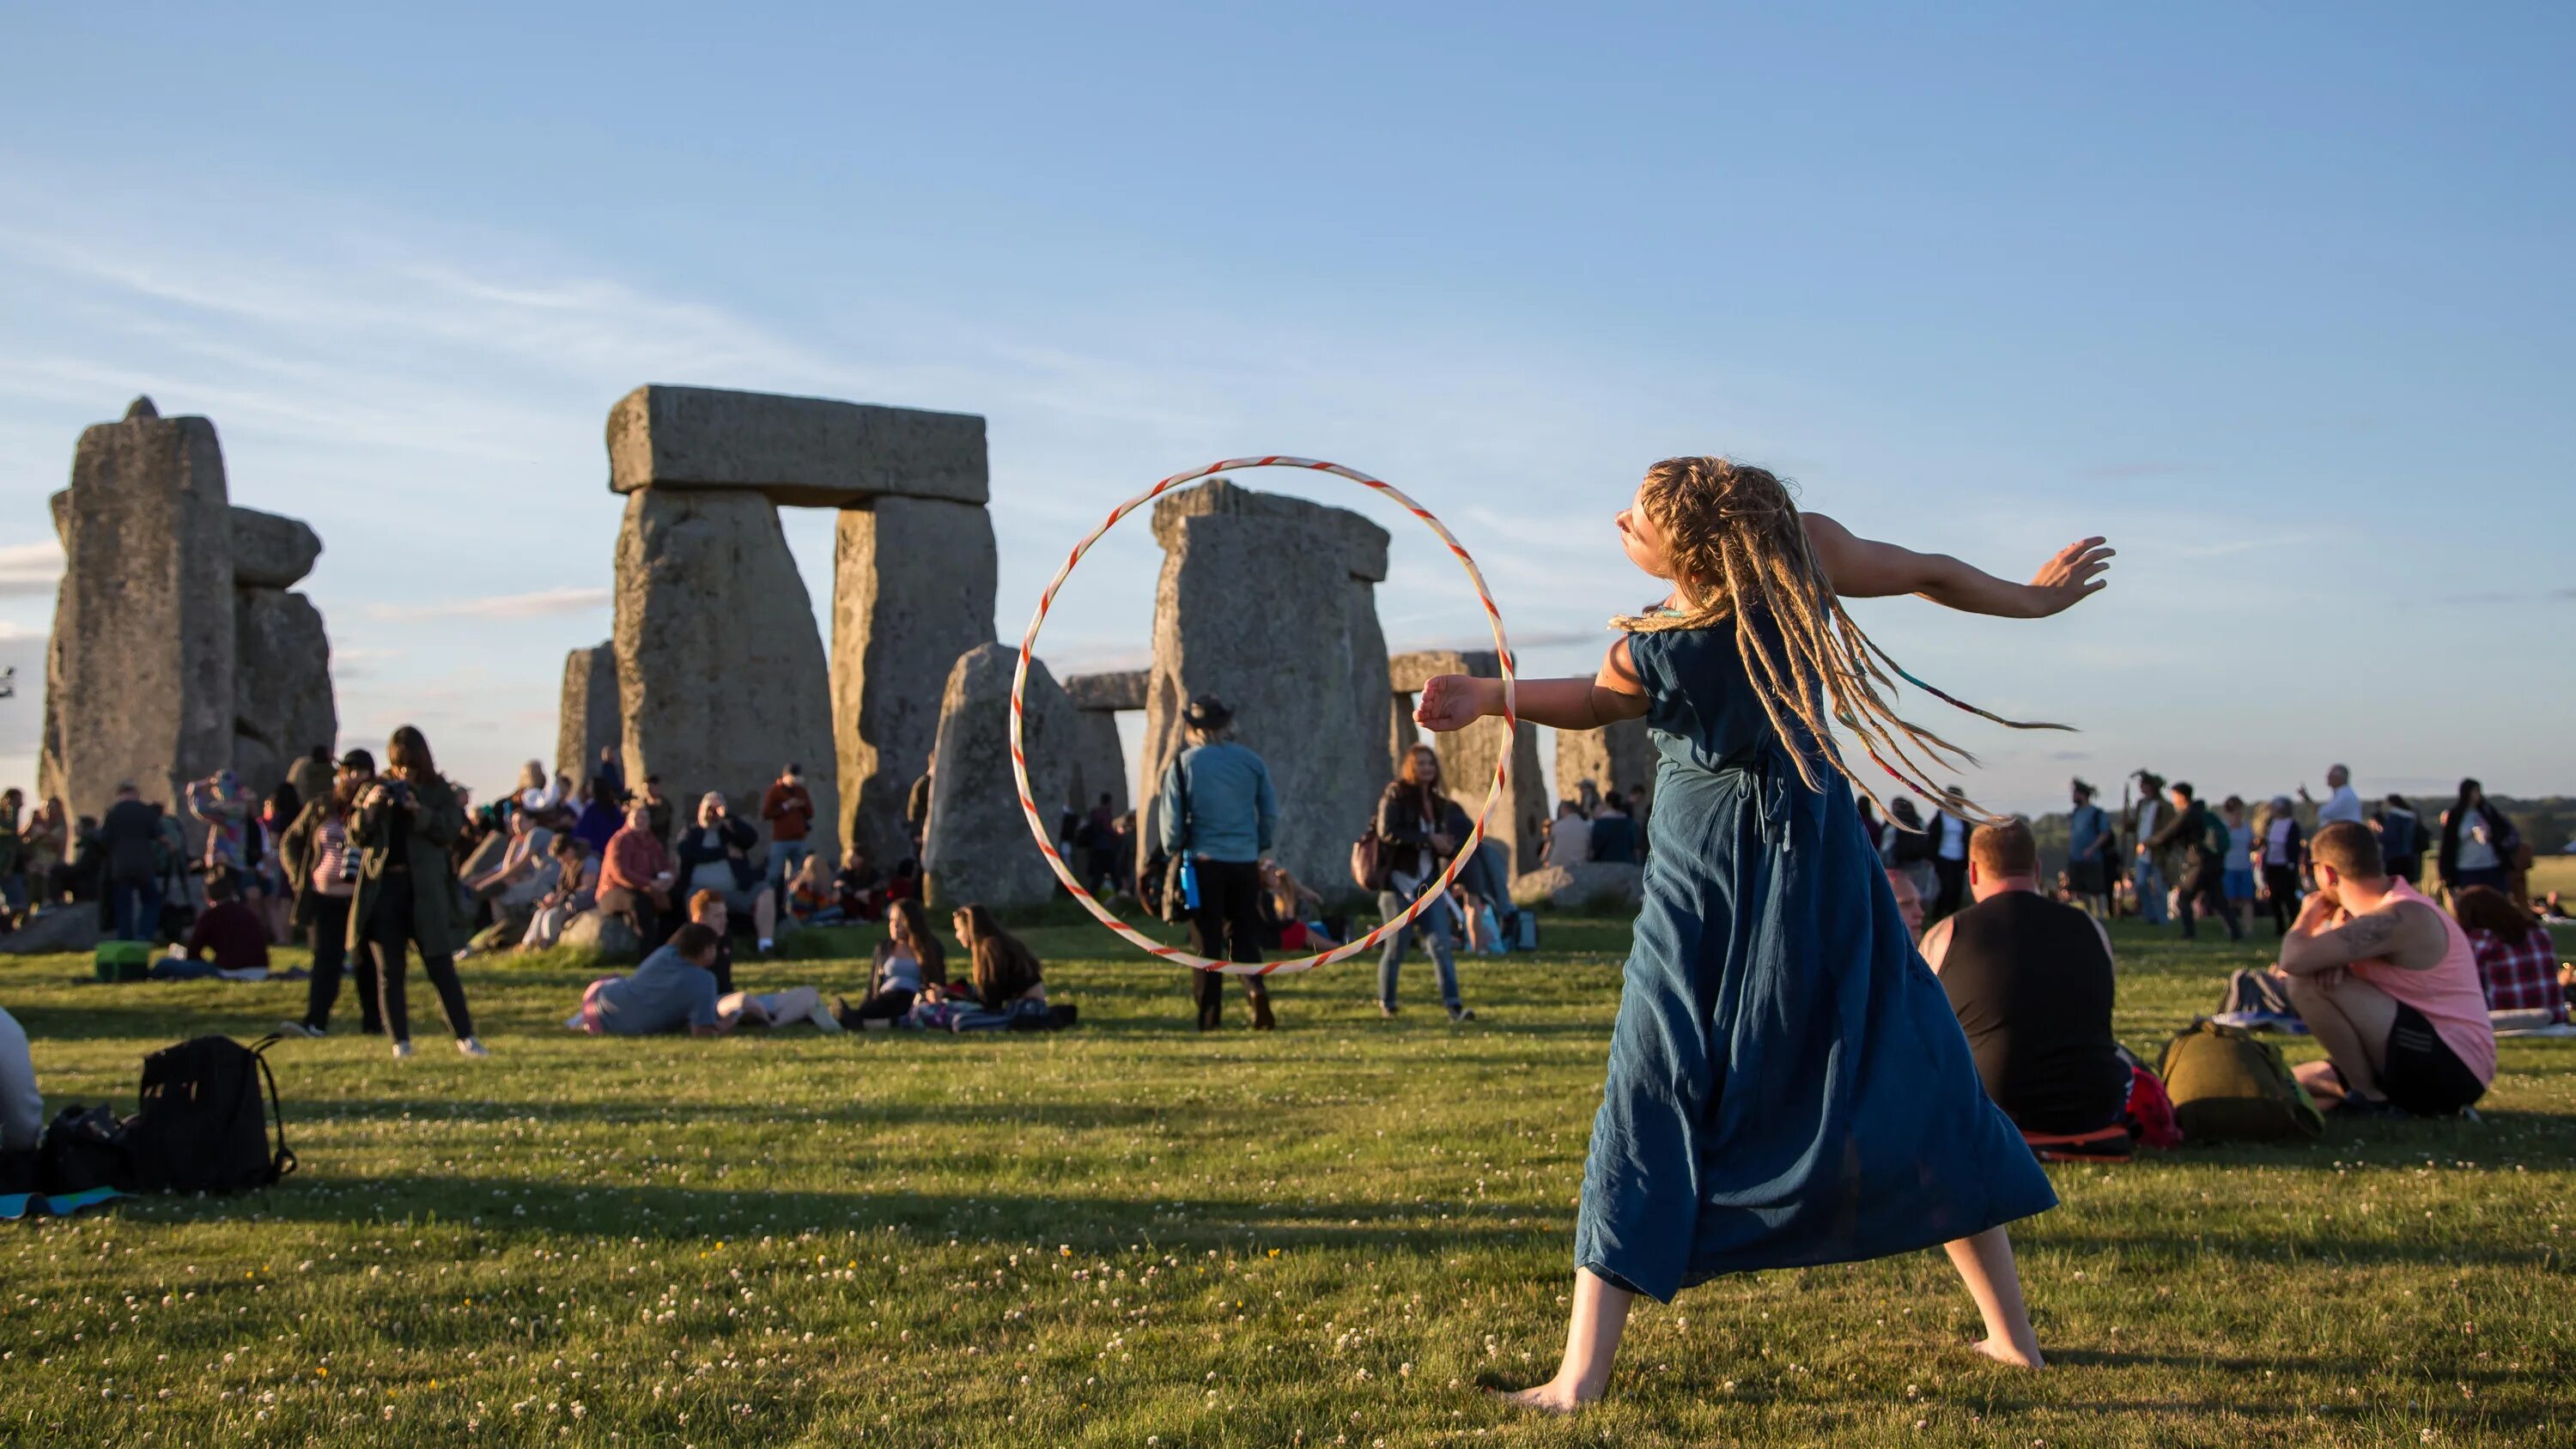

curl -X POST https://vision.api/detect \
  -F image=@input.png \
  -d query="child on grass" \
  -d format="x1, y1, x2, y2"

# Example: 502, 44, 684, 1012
1414, 456, 2114, 1410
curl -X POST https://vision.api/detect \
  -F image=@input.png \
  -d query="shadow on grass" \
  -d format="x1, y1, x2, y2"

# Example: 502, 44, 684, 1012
141, 1175, 1559, 1255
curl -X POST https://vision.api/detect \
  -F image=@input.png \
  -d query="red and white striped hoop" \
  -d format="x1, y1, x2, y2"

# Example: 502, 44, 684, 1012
1010, 457, 1517, 974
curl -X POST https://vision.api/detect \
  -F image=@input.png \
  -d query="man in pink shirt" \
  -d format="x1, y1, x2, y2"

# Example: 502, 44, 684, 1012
2276, 822, 2496, 1117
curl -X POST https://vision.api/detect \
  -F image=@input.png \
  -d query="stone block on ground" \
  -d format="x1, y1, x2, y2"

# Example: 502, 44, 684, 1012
556, 910, 641, 960
832, 496, 995, 865
606, 385, 988, 507
921, 644, 1075, 910
0, 906, 102, 956
613, 488, 839, 835
228, 506, 322, 588
556, 642, 621, 791
1511, 862, 1645, 912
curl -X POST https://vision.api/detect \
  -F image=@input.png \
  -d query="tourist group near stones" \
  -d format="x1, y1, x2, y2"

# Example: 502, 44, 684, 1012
39, 385, 1656, 922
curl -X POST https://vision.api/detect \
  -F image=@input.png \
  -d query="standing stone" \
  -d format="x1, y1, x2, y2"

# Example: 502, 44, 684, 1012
1140, 501, 1385, 894
1388, 650, 1548, 873
556, 642, 621, 791
234, 588, 337, 802
40, 397, 234, 823
1065, 709, 1128, 817
1557, 718, 1657, 813
613, 488, 838, 840
832, 496, 996, 865
1061, 670, 1147, 712
921, 643, 1074, 909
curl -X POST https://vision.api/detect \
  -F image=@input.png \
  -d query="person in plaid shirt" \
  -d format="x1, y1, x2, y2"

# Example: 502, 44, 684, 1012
2453, 885, 2567, 1020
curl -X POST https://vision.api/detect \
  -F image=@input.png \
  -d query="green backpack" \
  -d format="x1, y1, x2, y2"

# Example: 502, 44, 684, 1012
2160, 1020, 2324, 1142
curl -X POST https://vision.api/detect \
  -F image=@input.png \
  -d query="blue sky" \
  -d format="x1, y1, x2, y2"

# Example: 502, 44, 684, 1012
2, 3, 2568, 815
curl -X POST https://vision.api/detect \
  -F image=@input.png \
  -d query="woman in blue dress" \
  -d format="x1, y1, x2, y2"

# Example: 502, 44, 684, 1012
1417, 457, 2114, 1410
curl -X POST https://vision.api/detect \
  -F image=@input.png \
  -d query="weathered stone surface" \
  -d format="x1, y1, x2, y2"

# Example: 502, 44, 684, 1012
1066, 708, 1127, 817
1510, 861, 1645, 912
1556, 718, 1657, 809
922, 644, 1074, 909
832, 497, 995, 864
557, 908, 641, 960
1149, 476, 1388, 582
556, 642, 620, 791
0, 905, 101, 955
234, 588, 336, 803
228, 506, 322, 588
1063, 670, 1148, 713
613, 488, 838, 838
1139, 507, 1385, 894
41, 398, 235, 824
606, 385, 988, 507
1387, 650, 1548, 872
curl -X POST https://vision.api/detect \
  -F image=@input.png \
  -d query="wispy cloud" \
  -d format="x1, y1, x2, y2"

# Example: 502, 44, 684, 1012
366, 586, 609, 622
0, 540, 62, 599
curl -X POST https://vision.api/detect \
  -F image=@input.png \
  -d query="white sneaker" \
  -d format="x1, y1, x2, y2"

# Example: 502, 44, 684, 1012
806, 1000, 844, 1034
456, 1038, 490, 1058
391, 1040, 414, 1059
277, 1020, 324, 1039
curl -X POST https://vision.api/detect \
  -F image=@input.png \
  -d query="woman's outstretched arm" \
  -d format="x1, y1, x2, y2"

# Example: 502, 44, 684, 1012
1802, 512, 2111, 619
1416, 640, 1649, 735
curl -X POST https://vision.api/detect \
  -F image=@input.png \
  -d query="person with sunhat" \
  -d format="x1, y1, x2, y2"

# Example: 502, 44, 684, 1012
1157, 695, 1280, 1031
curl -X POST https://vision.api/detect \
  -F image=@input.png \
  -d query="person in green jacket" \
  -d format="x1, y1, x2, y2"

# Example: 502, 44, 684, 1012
350, 725, 486, 1059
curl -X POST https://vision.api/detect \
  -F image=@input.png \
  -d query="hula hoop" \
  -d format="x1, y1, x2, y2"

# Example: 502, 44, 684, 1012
1010, 457, 1517, 975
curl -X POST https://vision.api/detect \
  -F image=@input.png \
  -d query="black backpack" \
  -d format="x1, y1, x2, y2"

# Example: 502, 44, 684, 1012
125, 1034, 295, 1194
36, 1105, 133, 1195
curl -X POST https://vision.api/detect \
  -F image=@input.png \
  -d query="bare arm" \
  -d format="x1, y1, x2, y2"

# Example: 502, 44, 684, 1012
2279, 895, 2447, 975
1415, 640, 1650, 735
1919, 916, 1956, 974
1801, 512, 2111, 618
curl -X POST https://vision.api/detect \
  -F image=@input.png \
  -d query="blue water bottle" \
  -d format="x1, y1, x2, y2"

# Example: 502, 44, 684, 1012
1178, 854, 1200, 912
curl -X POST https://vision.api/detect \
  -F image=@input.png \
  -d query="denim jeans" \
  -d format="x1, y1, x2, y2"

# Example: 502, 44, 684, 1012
1376, 888, 1461, 1011
768, 840, 813, 888
2131, 855, 2167, 925
109, 878, 156, 943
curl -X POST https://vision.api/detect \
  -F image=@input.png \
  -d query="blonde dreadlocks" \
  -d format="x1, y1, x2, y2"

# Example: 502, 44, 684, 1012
1609, 457, 2069, 826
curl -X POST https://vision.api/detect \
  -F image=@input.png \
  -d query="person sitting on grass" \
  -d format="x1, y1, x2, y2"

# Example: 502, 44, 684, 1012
1259, 858, 1342, 953
598, 804, 677, 949
2450, 884, 2568, 1029
678, 888, 836, 1031
926, 904, 1047, 1017
151, 870, 271, 980
674, 792, 778, 955
1884, 866, 1926, 943
1918, 818, 2130, 1139
1, 1003, 40, 1154
784, 853, 845, 928
520, 834, 598, 951
832, 896, 947, 1028
2275, 822, 2496, 1117
833, 848, 886, 923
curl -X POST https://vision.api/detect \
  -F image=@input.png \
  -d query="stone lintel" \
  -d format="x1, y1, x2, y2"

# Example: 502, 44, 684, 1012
605, 384, 988, 506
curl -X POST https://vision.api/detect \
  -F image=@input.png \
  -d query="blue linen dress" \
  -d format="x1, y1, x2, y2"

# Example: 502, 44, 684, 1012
1573, 625, 2057, 1302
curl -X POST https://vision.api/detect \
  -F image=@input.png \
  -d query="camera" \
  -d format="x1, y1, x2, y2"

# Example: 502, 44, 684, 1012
339, 828, 362, 884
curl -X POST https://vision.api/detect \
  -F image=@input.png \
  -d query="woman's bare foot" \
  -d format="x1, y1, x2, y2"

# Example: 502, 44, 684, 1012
1495, 1377, 1599, 1413
1971, 1336, 2044, 1368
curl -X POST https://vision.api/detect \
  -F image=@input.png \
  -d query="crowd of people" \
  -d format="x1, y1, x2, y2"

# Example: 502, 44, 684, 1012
1875, 775, 2571, 1159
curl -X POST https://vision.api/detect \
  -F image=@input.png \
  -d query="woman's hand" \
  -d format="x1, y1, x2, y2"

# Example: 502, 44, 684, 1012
1413, 675, 1497, 733
2022, 537, 2115, 616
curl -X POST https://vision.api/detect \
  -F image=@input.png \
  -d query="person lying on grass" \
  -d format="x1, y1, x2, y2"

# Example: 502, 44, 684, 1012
574, 922, 838, 1037
2273, 821, 2495, 1117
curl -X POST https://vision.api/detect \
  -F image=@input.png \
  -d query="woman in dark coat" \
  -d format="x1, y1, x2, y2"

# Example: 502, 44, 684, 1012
349, 725, 484, 1058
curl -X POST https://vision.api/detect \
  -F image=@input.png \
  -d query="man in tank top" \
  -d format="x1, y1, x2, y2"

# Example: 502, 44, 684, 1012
1919, 816, 2131, 1136
2276, 822, 2495, 1117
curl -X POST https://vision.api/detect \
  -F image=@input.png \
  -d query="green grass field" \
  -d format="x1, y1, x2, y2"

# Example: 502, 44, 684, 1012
4, 914, 2572, 1447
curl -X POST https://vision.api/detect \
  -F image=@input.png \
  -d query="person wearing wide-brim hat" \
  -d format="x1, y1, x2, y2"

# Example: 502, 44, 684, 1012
1157, 694, 1281, 1031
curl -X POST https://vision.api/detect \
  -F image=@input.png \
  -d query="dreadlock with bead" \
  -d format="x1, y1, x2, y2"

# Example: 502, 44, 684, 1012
1608, 457, 2070, 827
